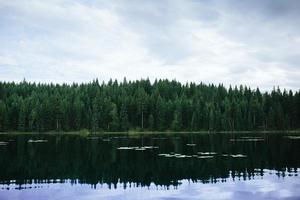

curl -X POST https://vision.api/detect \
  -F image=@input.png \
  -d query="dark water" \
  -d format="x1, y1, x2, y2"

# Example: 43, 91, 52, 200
0, 133, 300, 200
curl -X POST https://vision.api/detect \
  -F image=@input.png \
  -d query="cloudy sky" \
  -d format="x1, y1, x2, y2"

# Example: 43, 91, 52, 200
1, 0, 300, 90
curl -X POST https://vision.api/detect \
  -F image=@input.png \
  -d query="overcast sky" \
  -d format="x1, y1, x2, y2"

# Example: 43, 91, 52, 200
0, 0, 300, 90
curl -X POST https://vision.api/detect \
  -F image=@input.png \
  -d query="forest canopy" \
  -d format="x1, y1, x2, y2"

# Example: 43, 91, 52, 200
0, 79, 299, 132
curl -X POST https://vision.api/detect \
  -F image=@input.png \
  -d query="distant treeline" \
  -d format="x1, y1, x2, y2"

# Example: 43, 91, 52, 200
0, 79, 299, 132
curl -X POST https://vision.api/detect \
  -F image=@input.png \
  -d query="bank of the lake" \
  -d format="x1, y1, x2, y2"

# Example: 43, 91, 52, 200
1, 130, 300, 136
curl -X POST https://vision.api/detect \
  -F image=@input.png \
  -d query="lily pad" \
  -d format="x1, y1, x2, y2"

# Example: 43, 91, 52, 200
117, 147, 135, 150
230, 138, 264, 142
197, 156, 214, 159
28, 139, 48, 143
143, 146, 159, 149
186, 143, 196, 146
135, 147, 146, 151
198, 152, 217, 155
0, 142, 8, 145
175, 155, 192, 158
287, 136, 300, 140
231, 154, 247, 158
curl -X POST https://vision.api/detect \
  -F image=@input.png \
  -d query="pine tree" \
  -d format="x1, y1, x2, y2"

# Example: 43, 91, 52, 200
120, 103, 129, 131
91, 99, 99, 132
0, 79, 298, 132
0, 100, 6, 131
148, 114, 154, 131
18, 101, 26, 131
109, 103, 119, 131
156, 96, 165, 131
136, 87, 147, 130
190, 111, 197, 131
171, 110, 182, 131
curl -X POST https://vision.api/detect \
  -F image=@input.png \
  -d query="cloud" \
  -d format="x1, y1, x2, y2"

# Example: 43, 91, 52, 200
0, 0, 299, 91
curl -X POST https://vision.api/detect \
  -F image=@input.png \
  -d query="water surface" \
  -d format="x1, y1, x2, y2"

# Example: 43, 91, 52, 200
0, 133, 299, 200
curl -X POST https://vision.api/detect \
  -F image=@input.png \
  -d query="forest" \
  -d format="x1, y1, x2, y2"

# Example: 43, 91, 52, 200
0, 79, 299, 132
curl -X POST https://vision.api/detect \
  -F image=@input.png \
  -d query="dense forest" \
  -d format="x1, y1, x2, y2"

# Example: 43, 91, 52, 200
0, 79, 299, 132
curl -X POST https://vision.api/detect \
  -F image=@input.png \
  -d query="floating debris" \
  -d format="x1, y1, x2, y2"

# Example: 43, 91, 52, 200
197, 156, 214, 159
158, 153, 193, 158
117, 147, 135, 150
158, 153, 169, 157
230, 138, 264, 142
28, 139, 48, 143
0, 142, 8, 145
164, 154, 175, 158
135, 147, 146, 151
117, 146, 158, 150
231, 154, 247, 158
175, 155, 192, 158
174, 155, 185, 158
186, 143, 196, 146
198, 152, 217, 155
143, 146, 159, 149
287, 136, 300, 140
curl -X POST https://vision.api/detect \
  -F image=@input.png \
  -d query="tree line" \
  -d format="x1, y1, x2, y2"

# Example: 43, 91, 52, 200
0, 79, 299, 132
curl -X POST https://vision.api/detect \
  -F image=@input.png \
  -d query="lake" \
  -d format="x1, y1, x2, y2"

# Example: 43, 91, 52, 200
0, 133, 299, 200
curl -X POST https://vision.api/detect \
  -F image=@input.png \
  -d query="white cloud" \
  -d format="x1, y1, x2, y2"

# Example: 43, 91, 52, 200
0, 0, 299, 90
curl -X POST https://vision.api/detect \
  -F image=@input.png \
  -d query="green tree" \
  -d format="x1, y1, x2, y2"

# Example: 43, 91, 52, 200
109, 103, 119, 131
18, 101, 26, 131
136, 87, 147, 130
91, 98, 100, 132
171, 110, 182, 131
148, 114, 154, 131
120, 103, 129, 131
0, 100, 6, 131
156, 96, 165, 131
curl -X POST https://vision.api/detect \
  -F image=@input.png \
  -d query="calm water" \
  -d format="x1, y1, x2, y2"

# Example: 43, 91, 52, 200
0, 133, 300, 200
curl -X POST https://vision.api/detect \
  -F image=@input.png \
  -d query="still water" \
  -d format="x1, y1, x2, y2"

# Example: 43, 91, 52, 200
0, 133, 299, 200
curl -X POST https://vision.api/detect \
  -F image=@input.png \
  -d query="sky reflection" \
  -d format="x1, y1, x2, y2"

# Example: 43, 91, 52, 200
1, 169, 299, 200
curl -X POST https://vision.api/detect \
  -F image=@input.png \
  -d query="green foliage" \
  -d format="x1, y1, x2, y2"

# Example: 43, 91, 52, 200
171, 111, 182, 131
0, 100, 7, 131
0, 79, 299, 132
109, 103, 119, 131
148, 114, 154, 131
79, 129, 91, 136
120, 103, 129, 131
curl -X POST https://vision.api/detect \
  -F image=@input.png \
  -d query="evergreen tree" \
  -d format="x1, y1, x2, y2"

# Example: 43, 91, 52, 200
91, 99, 99, 132
109, 103, 119, 131
136, 87, 147, 130
156, 96, 165, 131
171, 110, 182, 131
0, 79, 298, 132
18, 101, 26, 131
148, 114, 154, 131
0, 100, 6, 131
120, 103, 129, 131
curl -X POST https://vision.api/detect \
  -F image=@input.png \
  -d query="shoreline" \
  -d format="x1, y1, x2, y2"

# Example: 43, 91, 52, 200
1, 130, 300, 136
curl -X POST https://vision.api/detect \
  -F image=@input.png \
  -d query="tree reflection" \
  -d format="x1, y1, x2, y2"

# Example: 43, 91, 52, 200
0, 134, 299, 189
